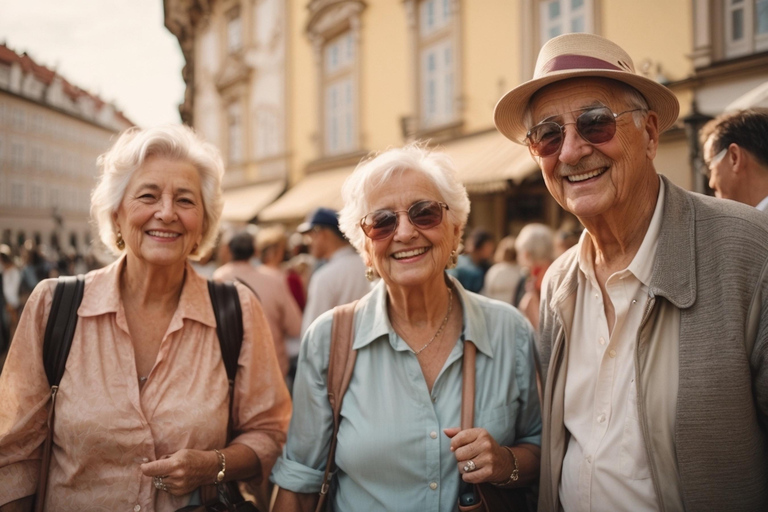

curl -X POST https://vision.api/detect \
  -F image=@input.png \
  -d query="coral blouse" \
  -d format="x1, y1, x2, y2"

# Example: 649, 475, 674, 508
0, 256, 291, 511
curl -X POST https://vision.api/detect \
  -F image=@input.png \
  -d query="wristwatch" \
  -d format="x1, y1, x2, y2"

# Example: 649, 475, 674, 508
214, 449, 226, 484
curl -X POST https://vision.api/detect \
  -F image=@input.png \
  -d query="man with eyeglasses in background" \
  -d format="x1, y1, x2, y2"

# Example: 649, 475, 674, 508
699, 108, 768, 211
495, 33, 768, 512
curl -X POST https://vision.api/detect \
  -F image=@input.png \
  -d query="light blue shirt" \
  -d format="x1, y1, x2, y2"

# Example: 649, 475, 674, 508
271, 275, 541, 512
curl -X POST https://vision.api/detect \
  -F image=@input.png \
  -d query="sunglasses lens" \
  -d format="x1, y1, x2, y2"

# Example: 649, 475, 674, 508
528, 123, 563, 157
363, 210, 397, 240
409, 201, 444, 229
577, 108, 616, 145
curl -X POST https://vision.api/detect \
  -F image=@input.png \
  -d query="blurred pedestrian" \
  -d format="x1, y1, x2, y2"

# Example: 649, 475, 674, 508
700, 108, 768, 210
495, 32, 768, 510
480, 235, 522, 304
514, 223, 554, 329
447, 228, 495, 293
256, 225, 306, 311
0, 245, 20, 358
298, 207, 370, 335
0, 125, 290, 510
214, 230, 301, 378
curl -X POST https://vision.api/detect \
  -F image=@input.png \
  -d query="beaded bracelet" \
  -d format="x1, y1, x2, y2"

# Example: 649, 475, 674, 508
214, 448, 226, 484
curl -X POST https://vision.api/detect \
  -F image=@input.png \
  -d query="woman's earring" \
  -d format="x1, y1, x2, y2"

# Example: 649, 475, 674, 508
116, 231, 125, 250
365, 267, 375, 282
446, 250, 458, 269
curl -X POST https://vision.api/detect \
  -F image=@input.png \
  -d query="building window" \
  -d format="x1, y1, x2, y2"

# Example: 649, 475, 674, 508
227, 101, 243, 163
539, 0, 593, 45
323, 31, 357, 155
227, 6, 243, 53
11, 182, 25, 207
255, 107, 279, 158
11, 142, 24, 169
724, 0, 768, 57
417, 0, 457, 129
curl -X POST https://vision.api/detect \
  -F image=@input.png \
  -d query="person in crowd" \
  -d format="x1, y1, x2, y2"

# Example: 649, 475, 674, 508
17, 240, 51, 310
271, 144, 541, 511
699, 108, 768, 210
513, 223, 554, 330
0, 125, 291, 511
494, 32, 768, 511
553, 221, 582, 258
285, 232, 314, 311
447, 228, 495, 293
214, 230, 301, 378
0, 245, 20, 345
257, 225, 306, 312
298, 207, 370, 335
480, 235, 522, 304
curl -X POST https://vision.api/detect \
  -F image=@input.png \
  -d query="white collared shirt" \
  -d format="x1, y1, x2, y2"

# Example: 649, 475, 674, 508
755, 195, 768, 212
559, 179, 666, 512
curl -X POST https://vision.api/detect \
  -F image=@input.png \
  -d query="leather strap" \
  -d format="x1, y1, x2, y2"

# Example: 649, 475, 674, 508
461, 340, 477, 430
316, 300, 358, 512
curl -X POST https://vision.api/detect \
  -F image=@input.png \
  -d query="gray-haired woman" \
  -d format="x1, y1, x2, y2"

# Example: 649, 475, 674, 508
272, 143, 541, 511
0, 125, 290, 511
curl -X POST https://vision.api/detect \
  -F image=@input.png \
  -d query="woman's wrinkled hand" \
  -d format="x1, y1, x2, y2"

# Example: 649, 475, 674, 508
444, 427, 512, 485
140, 449, 219, 495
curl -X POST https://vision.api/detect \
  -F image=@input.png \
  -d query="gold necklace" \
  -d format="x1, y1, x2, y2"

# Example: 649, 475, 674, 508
413, 287, 453, 356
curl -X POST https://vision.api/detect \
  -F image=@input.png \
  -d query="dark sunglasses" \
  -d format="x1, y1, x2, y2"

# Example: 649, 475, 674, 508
526, 106, 646, 157
360, 200, 449, 241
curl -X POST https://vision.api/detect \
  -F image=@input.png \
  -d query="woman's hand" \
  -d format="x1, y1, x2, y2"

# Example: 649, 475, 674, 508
140, 449, 219, 496
444, 427, 512, 485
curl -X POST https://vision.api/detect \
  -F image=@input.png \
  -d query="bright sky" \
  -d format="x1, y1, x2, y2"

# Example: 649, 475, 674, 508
0, 0, 185, 128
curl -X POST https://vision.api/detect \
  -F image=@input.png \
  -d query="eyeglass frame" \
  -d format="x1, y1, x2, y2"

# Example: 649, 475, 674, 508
700, 147, 728, 178
524, 105, 648, 157
359, 200, 450, 241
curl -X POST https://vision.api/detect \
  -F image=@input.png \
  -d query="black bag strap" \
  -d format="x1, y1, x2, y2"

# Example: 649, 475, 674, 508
207, 280, 244, 383
43, 275, 85, 386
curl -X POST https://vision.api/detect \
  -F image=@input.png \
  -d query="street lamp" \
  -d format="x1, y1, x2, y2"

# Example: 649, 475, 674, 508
682, 100, 712, 194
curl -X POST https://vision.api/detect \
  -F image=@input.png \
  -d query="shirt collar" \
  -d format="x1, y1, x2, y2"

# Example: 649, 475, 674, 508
756, 195, 768, 212
78, 255, 217, 328
577, 177, 665, 287
351, 274, 494, 358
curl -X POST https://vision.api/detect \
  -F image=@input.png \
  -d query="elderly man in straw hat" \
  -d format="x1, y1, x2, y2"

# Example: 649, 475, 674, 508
495, 33, 768, 511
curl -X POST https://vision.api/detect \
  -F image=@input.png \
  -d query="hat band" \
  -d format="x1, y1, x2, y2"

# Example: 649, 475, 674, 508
539, 54, 623, 75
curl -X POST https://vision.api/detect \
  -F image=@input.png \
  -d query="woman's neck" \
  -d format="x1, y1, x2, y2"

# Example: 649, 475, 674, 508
387, 275, 452, 327
120, 255, 186, 308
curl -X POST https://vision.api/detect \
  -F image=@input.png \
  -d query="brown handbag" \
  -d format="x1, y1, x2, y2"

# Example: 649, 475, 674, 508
457, 340, 531, 512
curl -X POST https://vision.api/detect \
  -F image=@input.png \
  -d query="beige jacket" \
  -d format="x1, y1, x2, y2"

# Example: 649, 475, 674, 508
537, 176, 768, 512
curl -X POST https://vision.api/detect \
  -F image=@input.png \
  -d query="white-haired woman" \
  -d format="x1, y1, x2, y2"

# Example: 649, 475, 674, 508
271, 144, 541, 511
514, 223, 555, 330
0, 125, 291, 511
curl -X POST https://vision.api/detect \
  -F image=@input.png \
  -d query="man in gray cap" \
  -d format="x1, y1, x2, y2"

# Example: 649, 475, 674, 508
298, 207, 370, 334
495, 33, 768, 511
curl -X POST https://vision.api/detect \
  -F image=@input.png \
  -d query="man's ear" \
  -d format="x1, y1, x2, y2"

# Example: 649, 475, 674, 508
729, 143, 747, 174
644, 111, 659, 160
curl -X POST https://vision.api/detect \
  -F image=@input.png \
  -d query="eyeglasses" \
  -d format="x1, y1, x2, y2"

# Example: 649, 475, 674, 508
525, 106, 646, 157
701, 147, 728, 178
360, 200, 449, 241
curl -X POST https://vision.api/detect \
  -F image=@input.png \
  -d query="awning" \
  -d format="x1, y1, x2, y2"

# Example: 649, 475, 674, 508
258, 166, 355, 222
441, 130, 540, 193
221, 180, 285, 222
725, 81, 768, 111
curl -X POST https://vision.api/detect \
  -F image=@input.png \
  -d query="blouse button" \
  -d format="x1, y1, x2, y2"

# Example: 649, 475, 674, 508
430, 431, 437, 439
134, 505, 141, 512
429, 482, 438, 490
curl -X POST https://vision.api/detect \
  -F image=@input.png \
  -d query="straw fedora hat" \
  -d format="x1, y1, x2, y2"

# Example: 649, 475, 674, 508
494, 33, 680, 144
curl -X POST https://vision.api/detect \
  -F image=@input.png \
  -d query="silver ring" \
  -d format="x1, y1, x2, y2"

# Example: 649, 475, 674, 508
153, 475, 168, 491
463, 460, 477, 472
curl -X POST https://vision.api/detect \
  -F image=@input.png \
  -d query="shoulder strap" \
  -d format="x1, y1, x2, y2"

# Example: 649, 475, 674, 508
316, 300, 358, 509
461, 340, 477, 430
43, 275, 85, 386
208, 280, 244, 383
37, 275, 84, 512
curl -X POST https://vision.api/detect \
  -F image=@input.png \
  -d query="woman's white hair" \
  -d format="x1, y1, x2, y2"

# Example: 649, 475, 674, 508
90, 124, 225, 261
339, 142, 470, 258
515, 223, 555, 264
